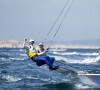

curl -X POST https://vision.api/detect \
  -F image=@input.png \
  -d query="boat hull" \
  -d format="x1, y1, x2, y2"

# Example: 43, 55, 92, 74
78, 74, 100, 85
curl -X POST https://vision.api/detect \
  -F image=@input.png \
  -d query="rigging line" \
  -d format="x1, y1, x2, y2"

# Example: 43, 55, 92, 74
43, 0, 70, 43
60, 67, 78, 74
56, 61, 83, 72
50, 0, 75, 43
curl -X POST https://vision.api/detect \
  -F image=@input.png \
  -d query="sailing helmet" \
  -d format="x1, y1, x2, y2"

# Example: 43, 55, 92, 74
29, 39, 34, 44
39, 43, 44, 47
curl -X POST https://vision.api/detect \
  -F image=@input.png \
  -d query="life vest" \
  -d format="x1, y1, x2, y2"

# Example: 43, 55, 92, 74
36, 46, 45, 53
38, 48, 45, 53
24, 49, 37, 58
36, 46, 40, 50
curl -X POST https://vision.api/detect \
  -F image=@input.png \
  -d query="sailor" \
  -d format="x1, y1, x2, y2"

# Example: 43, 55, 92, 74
23, 39, 58, 70
37, 43, 48, 56
37, 43, 55, 66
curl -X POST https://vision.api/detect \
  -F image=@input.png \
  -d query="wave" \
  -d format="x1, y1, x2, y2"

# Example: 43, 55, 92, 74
43, 82, 75, 90
26, 76, 56, 83
0, 58, 7, 60
53, 52, 78, 55
26, 75, 69, 83
9, 58, 25, 61
75, 84, 92, 89
9, 50, 19, 52
0, 70, 8, 74
2, 75, 22, 82
19, 49, 25, 52
0, 54, 9, 58
53, 51, 98, 56
19, 54, 27, 56
54, 56, 100, 64
50, 49, 67, 52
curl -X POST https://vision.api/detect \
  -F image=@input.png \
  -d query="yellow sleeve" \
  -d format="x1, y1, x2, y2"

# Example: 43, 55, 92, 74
24, 49, 26, 52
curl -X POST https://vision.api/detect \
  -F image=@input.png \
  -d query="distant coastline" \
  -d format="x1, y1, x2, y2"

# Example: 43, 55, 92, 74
0, 40, 99, 49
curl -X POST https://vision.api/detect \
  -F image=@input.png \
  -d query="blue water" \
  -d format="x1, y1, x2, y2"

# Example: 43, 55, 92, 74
0, 48, 100, 90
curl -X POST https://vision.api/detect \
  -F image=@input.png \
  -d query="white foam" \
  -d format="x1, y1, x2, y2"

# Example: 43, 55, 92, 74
26, 76, 69, 83
1, 58, 6, 60
54, 56, 100, 64
53, 52, 98, 56
50, 49, 67, 52
75, 84, 91, 89
82, 53, 98, 56
26, 76, 56, 83
81, 56, 100, 64
9, 58, 25, 60
19, 49, 24, 52
19, 54, 27, 56
2, 75, 21, 82
53, 52, 78, 55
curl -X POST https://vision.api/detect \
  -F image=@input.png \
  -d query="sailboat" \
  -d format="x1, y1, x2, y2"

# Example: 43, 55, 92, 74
43, 0, 100, 86
55, 65, 100, 85
78, 73, 100, 85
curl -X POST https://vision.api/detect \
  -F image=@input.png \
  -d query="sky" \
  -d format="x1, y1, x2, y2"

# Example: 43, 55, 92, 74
0, 0, 100, 43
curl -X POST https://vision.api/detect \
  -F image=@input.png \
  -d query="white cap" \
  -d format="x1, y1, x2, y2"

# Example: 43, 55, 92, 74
39, 43, 44, 46
29, 39, 34, 43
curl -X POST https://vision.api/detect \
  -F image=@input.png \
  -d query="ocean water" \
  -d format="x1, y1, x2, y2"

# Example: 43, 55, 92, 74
0, 48, 100, 90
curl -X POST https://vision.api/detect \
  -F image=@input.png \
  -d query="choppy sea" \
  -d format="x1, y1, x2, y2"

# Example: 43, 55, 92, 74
0, 48, 100, 90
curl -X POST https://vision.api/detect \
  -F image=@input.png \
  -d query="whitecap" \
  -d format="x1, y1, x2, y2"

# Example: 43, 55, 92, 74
26, 76, 56, 83
53, 52, 78, 55
81, 53, 98, 56
75, 84, 92, 89
53, 51, 98, 56
2, 75, 22, 82
81, 56, 100, 64
50, 49, 67, 52
9, 58, 25, 61
19, 49, 24, 52
0, 58, 6, 60
54, 56, 100, 64
19, 54, 27, 56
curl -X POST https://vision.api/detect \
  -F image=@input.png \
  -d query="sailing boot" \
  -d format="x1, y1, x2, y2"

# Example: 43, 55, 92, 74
49, 65, 59, 70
